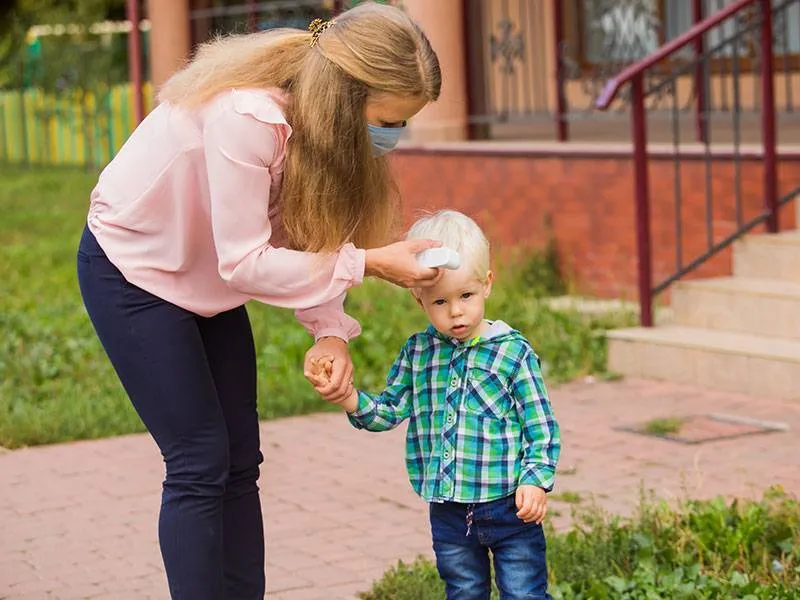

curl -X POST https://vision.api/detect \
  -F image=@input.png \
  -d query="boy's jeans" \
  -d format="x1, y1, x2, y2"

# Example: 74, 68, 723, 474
429, 494, 551, 600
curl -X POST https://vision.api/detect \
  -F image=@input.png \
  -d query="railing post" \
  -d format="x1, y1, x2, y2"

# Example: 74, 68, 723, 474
631, 74, 653, 327
553, 0, 568, 142
760, 0, 778, 233
127, 0, 144, 126
462, 0, 490, 140
692, 0, 707, 144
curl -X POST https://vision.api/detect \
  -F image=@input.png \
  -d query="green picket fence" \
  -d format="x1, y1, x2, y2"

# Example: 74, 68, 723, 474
0, 82, 154, 169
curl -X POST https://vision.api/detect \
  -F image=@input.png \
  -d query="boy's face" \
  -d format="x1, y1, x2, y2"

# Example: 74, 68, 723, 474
415, 266, 493, 342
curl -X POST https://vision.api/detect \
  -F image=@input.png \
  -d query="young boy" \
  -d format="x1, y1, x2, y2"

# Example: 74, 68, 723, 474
309, 210, 561, 600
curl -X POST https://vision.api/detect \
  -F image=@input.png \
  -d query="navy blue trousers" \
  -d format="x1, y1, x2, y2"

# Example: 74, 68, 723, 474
77, 226, 265, 599
430, 495, 551, 600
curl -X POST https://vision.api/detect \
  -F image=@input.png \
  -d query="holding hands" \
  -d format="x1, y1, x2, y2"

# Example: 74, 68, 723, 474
304, 337, 358, 411
303, 337, 353, 404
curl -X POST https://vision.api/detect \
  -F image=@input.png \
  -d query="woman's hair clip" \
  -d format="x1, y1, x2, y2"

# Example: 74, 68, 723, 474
308, 18, 336, 47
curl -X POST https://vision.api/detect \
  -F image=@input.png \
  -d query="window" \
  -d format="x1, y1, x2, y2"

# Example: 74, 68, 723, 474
570, 0, 800, 67
581, 0, 661, 64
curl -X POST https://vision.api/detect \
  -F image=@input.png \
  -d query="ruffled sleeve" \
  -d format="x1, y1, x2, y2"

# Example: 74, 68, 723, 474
294, 293, 361, 342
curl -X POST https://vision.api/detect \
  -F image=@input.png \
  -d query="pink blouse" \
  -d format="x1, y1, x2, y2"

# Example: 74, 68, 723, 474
87, 88, 364, 341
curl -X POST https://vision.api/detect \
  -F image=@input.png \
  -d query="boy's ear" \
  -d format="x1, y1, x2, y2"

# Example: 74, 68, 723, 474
484, 271, 494, 297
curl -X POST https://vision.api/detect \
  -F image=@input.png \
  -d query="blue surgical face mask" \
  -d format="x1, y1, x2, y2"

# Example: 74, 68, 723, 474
368, 123, 406, 157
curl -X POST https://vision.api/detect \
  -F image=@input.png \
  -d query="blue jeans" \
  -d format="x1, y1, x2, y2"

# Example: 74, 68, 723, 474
77, 226, 265, 599
430, 495, 551, 600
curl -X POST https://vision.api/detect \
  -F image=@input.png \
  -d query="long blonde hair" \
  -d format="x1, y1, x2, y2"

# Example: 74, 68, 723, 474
159, 2, 441, 253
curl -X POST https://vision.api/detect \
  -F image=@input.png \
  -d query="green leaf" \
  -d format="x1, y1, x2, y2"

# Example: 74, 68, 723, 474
729, 571, 749, 587
604, 576, 629, 592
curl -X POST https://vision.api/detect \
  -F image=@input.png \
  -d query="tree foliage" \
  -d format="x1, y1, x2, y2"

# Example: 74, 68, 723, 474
0, 0, 125, 87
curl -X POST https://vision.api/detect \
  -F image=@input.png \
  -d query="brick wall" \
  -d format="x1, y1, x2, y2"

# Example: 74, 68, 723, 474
391, 146, 800, 299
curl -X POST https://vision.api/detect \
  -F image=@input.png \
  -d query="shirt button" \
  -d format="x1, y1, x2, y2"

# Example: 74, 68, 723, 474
447, 412, 455, 423
450, 377, 459, 388
444, 450, 451, 459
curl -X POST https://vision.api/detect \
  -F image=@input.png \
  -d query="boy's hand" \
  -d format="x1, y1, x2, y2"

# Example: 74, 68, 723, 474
304, 337, 353, 404
310, 356, 333, 379
515, 485, 547, 524
304, 352, 359, 413
306, 356, 333, 387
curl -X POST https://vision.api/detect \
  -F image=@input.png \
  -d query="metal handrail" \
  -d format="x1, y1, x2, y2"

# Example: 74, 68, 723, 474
595, 0, 757, 109
593, 0, 781, 327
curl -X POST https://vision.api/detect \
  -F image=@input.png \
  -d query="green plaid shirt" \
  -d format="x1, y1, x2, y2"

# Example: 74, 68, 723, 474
348, 320, 561, 504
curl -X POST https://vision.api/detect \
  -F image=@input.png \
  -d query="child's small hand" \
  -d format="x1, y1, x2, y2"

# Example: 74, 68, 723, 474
515, 485, 547, 524
307, 355, 334, 388
306, 355, 359, 412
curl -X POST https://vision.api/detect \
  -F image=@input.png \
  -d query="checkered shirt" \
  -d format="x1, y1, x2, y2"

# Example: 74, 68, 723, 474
348, 321, 561, 503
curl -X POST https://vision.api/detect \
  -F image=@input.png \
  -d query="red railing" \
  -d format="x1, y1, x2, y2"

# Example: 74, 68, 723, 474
126, 0, 144, 126
595, 0, 791, 327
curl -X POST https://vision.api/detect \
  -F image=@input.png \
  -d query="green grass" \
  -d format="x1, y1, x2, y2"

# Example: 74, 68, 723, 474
360, 486, 800, 599
551, 491, 584, 504
0, 166, 634, 448
643, 417, 685, 436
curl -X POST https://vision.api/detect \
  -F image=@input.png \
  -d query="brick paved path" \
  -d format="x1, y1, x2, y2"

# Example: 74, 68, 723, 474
2, 379, 799, 599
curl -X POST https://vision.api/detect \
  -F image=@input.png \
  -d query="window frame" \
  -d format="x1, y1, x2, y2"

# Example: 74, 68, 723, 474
565, 0, 800, 74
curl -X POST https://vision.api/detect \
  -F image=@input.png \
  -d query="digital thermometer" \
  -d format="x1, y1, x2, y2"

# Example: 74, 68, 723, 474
417, 247, 461, 270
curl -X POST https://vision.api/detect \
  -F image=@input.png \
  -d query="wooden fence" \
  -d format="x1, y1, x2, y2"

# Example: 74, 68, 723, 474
0, 83, 154, 168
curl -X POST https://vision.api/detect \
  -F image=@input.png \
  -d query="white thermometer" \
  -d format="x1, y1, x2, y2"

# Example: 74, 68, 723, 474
417, 247, 461, 270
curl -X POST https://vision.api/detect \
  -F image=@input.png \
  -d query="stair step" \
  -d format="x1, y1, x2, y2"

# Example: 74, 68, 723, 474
608, 325, 800, 400
734, 230, 800, 281
672, 276, 800, 338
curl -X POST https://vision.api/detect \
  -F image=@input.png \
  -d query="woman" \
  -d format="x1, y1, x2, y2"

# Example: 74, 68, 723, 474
76, 3, 442, 598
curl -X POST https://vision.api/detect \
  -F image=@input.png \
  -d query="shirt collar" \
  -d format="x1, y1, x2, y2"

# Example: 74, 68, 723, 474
425, 320, 513, 346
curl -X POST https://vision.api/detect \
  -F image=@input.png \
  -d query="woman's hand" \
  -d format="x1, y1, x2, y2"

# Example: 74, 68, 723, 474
303, 337, 354, 404
364, 239, 444, 289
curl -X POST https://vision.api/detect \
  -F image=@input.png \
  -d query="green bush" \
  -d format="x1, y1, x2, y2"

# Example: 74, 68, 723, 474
360, 557, 449, 600
360, 486, 800, 599
0, 166, 633, 447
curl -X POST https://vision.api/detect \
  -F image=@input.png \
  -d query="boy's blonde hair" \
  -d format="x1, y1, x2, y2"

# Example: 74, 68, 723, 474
159, 2, 441, 254
406, 210, 491, 281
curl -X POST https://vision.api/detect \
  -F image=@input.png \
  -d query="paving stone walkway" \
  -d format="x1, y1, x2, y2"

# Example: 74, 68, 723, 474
2, 378, 799, 599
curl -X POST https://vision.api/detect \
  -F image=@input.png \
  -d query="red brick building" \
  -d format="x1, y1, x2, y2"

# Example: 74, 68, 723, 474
144, 0, 800, 299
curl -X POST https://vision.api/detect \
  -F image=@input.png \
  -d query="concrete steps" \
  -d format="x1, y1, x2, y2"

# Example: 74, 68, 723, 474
608, 325, 800, 399
608, 219, 800, 399
734, 230, 800, 282
672, 276, 800, 339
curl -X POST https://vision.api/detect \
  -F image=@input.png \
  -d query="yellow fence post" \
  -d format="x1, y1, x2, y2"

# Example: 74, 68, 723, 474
0, 82, 153, 169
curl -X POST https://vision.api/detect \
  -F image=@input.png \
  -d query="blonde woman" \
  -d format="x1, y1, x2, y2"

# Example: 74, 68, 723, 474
76, 3, 441, 598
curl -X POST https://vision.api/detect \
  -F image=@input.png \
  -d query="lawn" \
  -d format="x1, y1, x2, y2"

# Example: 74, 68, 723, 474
362, 486, 800, 599
0, 166, 633, 448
